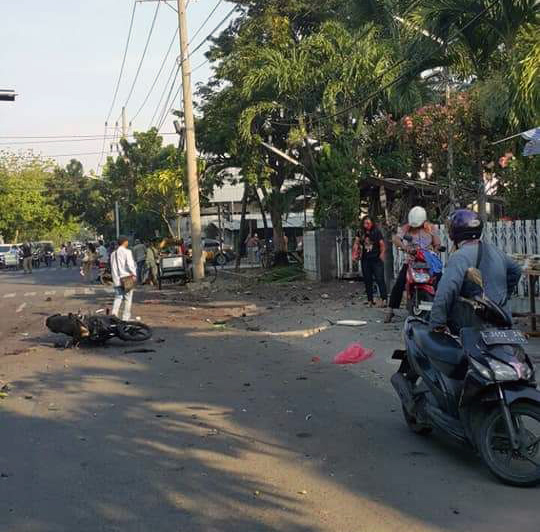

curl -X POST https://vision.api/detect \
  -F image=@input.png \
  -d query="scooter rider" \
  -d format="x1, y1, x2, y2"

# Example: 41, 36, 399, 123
385, 206, 441, 322
430, 209, 522, 333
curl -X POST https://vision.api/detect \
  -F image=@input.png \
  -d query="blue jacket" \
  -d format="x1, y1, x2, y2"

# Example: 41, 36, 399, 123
430, 241, 522, 329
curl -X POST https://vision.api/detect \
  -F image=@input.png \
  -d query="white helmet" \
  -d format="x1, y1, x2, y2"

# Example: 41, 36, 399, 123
408, 206, 427, 228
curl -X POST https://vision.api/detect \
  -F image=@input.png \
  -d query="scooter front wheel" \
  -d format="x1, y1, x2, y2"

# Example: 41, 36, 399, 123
407, 290, 433, 320
402, 405, 432, 435
477, 402, 540, 487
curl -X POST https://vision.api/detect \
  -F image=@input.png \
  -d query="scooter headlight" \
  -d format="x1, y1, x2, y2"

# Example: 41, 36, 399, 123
469, 357, 493, 380
412, 272, 431, 283
487, 359, 519, 381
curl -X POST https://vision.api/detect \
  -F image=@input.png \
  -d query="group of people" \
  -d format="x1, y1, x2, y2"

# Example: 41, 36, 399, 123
354, 206, 521, 332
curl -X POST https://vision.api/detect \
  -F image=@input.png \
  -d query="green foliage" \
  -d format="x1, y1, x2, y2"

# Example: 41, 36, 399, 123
0, 153, 81, 243
500, 156, 540, 219
314, 143, 360, 228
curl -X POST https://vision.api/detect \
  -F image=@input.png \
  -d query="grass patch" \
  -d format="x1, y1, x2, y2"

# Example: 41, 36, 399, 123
260, 265, 305, 284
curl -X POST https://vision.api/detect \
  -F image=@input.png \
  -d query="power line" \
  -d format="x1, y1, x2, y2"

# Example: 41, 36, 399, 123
123, 0, 161, 109
156, 72, 181, 130
271, 0, 499, 127
187, 5, 238, 60
157, 81, 183, 131
132, 28, 179, 121
188, 0, 224, 46
0, 133, 179, 146
149, 61, 179, 128
105, 2, 138, 124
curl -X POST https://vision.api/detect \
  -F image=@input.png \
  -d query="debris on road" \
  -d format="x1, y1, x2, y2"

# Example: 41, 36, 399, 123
311, 356, 321, 363
332, 344, 374, 365
335, 320, 368, 327
124, 348, 156, 354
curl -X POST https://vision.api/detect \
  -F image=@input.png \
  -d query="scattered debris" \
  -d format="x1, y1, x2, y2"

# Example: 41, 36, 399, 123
335, 320, 368, 327
311, 356, 321, 363
296, 432, 312, 439
333, 344, 374, 365
24, 395, 33, 400
305, 414, 312, 421
243, 383, 251, 387
298, 490, 308, 495
155, 338, 165, 343
296, 376, 308, 381
124, 348, 156, 354
45, 297, 52, 302
321, 293, 330, 299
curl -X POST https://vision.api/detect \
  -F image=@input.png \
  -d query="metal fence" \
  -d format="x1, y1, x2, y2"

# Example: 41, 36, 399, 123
337, 220, 540, 297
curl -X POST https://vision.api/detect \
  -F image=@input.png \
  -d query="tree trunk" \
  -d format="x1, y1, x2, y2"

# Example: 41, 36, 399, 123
235, 182, 249, 271
252, 186, 269, 250
269, 191, 288, 267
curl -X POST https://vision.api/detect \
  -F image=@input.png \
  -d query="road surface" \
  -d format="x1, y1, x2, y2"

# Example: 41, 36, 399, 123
0, 268, 539, 532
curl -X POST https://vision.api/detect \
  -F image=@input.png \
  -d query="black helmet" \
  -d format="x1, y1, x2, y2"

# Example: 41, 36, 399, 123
448, 209, 483, 244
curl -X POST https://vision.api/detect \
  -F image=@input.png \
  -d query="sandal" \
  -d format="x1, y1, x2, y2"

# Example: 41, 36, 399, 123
384, 310, 394, 323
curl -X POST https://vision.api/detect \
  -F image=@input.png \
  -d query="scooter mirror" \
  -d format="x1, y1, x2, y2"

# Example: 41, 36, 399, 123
466, 267, 483, 289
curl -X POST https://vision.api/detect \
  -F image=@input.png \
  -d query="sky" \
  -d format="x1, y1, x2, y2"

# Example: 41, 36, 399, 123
0, 0, 235, 174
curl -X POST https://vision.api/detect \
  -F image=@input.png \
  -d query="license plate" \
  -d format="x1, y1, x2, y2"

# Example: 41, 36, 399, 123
481, 330, 528, 346
418, 302, 433, 311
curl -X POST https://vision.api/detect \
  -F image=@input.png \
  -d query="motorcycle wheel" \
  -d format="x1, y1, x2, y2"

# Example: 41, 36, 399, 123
402, 404, 432, 435
117, 321, 152, 342
477, 402, 540, 487
407, 290, 434, 320
214, 253, 227, 267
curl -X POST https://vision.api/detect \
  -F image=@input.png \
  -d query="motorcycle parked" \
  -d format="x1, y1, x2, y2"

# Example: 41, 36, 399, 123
46, 312, 152, 345
391, 268, 540, 486
402, 235, 445, 319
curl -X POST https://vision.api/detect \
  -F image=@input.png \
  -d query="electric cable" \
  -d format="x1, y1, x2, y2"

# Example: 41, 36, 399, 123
122, 0, 161, 108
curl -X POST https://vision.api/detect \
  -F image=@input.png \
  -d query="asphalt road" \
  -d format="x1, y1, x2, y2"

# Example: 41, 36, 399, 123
0, 269, 539, 532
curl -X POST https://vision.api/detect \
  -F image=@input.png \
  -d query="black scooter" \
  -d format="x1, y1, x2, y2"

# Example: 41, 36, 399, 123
391, 268, 540, 486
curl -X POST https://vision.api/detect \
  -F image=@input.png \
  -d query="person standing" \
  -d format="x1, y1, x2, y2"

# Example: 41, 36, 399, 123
66, 242, 76, 268
245, 234, 259, 265
145, 241, 159, 286
385, 206, 441, 322
59, 244, 67, 268
110, 236, 137, 321
21, 242, 32, 274
97, 240, 108, 266
357, 216, 388, 307
132, 239, 146, 283
81, 243, 97, 282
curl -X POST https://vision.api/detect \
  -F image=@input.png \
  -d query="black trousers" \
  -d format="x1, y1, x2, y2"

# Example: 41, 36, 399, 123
361, 257, 387, 302
389, 263, 408, 310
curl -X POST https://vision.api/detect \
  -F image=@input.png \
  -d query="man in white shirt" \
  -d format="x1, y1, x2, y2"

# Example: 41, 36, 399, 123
110, 236, 137, 321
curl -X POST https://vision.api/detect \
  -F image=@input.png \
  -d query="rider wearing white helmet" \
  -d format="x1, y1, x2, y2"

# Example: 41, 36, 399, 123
384, 206, 441, 323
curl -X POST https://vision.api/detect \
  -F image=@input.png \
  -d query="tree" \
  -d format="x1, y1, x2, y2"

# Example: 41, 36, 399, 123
0, 153, 82, 243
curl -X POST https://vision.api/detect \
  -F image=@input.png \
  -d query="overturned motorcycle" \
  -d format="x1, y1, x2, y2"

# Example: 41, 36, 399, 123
46, 312, 152, 346
391, 267, 540, 486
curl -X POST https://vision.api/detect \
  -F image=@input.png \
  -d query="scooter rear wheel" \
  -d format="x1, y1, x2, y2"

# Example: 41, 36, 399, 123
407, 291, 434, 320
477, 402, 540, 487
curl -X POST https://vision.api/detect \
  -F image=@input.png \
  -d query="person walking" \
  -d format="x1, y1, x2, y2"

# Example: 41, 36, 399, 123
97, 240, 108, 265
21, 242, 32, 274
132, 239, 146, 283
110, 236, 137, 321
59, 244, 67, 268
357, 216, 388, 307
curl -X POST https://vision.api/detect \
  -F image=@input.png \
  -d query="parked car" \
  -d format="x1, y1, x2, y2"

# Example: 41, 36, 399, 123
0, 244, 19, 269
187, 239, 235, 266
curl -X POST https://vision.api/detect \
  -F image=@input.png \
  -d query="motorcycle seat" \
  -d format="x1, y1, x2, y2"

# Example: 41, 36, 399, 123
412, 324, 466, 378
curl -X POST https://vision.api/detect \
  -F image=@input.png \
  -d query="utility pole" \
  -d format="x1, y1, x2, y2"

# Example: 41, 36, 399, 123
121, 106, 128, 139
115, 201, 120, 239
177, 0, 204, 281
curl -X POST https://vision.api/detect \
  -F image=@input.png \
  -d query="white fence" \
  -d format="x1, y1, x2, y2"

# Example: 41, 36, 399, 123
337, 220, 540, 297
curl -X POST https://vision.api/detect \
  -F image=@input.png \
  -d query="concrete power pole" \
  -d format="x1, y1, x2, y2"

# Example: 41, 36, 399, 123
177, 0, 204, 281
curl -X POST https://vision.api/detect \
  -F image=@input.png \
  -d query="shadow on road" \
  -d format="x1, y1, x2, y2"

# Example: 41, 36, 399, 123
1, 299, 539, 532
